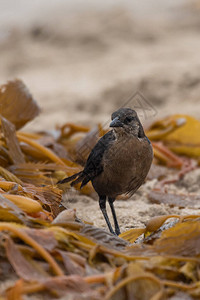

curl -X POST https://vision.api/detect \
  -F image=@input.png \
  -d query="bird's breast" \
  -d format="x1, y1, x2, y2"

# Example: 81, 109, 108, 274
92, 136, 153, 197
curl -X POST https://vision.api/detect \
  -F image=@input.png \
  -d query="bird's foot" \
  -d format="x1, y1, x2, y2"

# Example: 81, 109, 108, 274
115, 228, 121, 236
109, 228, 116, 235
109, 228, 121, 236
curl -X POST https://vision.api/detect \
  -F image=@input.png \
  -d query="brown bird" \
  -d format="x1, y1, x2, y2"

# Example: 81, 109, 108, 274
58, 108, 153, 235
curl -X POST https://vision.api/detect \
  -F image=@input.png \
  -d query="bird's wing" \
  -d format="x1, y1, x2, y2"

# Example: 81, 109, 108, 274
80, 130, 116, 187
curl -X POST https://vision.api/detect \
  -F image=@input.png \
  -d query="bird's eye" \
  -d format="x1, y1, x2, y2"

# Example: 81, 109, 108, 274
124, 116, 133, 124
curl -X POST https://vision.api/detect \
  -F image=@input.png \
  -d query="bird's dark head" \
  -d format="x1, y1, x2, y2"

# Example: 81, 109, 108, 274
110, 108, 145, 138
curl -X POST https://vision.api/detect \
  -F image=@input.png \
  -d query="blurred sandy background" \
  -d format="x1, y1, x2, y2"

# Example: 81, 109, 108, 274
1, 0, 200, 230
1, 0, 200, 132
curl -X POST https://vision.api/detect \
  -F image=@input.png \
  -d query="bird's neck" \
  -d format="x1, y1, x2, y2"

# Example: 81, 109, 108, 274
113, 128, 136, 140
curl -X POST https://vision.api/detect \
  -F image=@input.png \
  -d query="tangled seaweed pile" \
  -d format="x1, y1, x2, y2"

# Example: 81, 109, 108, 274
0, 80, 200, 299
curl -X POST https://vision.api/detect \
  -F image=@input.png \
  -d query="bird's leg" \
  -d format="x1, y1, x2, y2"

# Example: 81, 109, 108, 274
108, 197, 121, 235
99, 196, 115, 235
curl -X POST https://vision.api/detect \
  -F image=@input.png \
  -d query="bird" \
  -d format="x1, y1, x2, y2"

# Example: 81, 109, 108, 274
58, 108, 153, 235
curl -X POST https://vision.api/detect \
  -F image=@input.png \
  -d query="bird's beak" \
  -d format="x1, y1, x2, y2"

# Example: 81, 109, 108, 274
110, 117, 123, 128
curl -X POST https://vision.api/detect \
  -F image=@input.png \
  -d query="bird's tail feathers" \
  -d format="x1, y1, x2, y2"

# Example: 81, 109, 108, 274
57, 171, 83, 185
70, 173, 85, 186
80, 177, 90, 188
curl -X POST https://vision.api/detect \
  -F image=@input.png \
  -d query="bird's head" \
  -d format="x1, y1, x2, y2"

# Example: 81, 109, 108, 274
110, 108, 145, 138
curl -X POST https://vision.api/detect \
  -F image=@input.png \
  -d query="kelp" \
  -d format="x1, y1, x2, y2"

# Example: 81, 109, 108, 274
0, 79, 200, 299
0, 79, 40, 129
146, 114, 200, 163
1, 216, 200, 299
